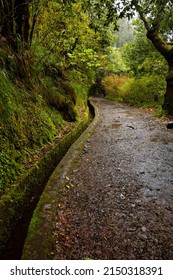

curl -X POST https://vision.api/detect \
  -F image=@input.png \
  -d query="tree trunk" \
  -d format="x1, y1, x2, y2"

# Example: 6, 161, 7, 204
15, 0, 30, 45
163, 62, 173, 114
146, 31, 173, 115
1, 1, 14, 39
0, 1, 31, 49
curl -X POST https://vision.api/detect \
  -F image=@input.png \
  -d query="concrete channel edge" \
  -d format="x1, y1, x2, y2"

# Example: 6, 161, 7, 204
22, 98, 101, 259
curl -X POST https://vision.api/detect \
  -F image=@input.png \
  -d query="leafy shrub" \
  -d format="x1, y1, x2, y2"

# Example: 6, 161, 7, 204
102, 74, 166, 108
120, 75, 165, 107
102, 75, 129, 101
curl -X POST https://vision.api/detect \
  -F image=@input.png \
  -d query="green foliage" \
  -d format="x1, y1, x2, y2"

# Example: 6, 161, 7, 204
121, 20, 168, 77
102, 74, 166, 108
120, 75, 165, 107
115, 0, 173, 40
102, 75, 129, 101
105, 47, 129, 74
0, 70, 66, 193
32, 0, 117, 77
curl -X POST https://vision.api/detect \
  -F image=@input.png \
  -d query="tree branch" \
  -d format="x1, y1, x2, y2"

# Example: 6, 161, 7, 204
134, 1, 173, 60
134, 4, 150, 31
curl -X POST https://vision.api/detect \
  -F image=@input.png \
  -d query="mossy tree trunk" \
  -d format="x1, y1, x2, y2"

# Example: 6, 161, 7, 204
164, 62, 173, 114
146, 31, 173, 114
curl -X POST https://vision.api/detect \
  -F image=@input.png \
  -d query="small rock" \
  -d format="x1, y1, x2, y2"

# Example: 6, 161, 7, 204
105, 183, 112, 188
154, 238, 159, 244
141, 226, 147, 232
120, 193, 125, 199
135, 199, 142, 204
140, 234, 148, 240
127, 227, 137, 232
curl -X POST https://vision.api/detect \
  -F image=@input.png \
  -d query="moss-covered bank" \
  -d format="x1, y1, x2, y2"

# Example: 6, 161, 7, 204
0, 104, 92, 257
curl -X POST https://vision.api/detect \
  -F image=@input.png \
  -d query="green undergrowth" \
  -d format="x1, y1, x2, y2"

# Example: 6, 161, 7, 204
0, 71, 61, 195
102, 74, 166, 111
0, 38, 92, 254
0, 68, 89, 197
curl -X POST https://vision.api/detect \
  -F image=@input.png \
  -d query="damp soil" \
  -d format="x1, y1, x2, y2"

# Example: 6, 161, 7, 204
54, 98, 173, 260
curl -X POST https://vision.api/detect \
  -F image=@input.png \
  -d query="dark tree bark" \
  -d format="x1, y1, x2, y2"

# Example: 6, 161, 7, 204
15, 0, 30, 44
1, 1, 14, 38
164, 62, 173, 114
147, 31, 173, 114
15, 0, 30, 45
0, 0, 31, 48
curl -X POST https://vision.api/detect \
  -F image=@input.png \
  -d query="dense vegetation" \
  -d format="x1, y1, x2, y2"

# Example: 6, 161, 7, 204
0, 0, 117, 194
102, 19, 168, 109
0, 1, 173, 250
101, 0, 173, 112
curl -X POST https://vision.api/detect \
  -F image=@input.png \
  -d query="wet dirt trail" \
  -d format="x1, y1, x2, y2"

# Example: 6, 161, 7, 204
54, 98, 173, 260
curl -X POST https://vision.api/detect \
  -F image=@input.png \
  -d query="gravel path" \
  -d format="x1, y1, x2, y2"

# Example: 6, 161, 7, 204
54, 98, 173, 260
